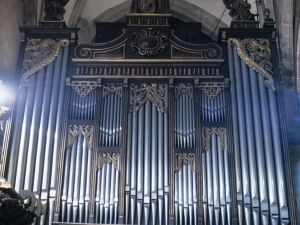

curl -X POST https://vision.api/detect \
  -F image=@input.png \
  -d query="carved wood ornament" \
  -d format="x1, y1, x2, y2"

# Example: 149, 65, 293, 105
21, 39, 70, 89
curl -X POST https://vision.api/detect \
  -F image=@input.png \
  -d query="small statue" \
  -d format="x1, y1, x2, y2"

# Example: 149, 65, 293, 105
264, 8, 273, 21
43, 0, 69, 21
130, 0, 170, 13
223, 0, 256, 21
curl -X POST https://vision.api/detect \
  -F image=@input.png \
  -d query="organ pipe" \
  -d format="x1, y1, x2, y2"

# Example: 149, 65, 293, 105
228, 44, 289, 225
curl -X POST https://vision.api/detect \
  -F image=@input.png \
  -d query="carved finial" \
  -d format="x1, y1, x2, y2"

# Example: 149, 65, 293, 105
43, 0, 69, 21
263, 8, 276, 28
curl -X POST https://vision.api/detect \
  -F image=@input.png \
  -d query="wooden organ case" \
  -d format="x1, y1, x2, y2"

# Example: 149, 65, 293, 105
1, 12, 295, 225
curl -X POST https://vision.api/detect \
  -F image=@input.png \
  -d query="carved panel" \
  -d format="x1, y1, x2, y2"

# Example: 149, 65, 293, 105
175, 83, 193, 99
67, 125, 93, 150
199, 82, 226, 99
70, 81, 100, 98
202, 127, 227, 151
131, 28, 167, 56
102, 83, 122, 99
130, 83, 168, 113
98, 152, 120, 171
175, 153, 195, 172
228, 38, 274, 90
21, 39, 70, 89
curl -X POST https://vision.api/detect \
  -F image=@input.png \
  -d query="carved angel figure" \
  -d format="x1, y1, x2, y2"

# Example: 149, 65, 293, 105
223, 0, 255, 21
43, 0, 69, 21
130, 0, 169, 13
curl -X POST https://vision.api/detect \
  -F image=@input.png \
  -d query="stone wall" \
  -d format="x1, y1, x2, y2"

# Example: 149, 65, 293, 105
0, 0, 23, 85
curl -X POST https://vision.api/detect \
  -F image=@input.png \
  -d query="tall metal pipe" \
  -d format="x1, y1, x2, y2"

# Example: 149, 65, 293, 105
66, 136, 78, 222
61, 148, 71, 222
24, 69, 45, 191
15, 73, 37, 192
227, 45, 243, 225
248, 68, 269, 220
268, 87, 289, 222
232, 46, 251, 217
33, 61, 54, 197
241, 60, 259, 214
258, 75, 278, 221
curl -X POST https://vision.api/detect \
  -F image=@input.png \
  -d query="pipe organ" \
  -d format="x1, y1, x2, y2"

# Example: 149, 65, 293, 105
0, 12, 296, 225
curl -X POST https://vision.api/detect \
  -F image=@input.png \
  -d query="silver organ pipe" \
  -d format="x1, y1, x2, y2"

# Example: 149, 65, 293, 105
228, 44, 289, 224
127, 83, 169, 225
4, 45, 70, 225
60, 133, 93, 223
174, 87, 197, 225
96, 86, 122, 224
201, 132, 231, 225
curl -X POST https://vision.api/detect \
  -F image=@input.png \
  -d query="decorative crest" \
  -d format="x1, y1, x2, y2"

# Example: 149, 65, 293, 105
67, 125, 93, 149
175, 83, 193, 99
98, 152, 120, 171
131, 28, 167, 56
71, 81, 99, 98
130, 83, 168, 113
199, 82, 226, 99
202, 127, 227, 151
175, 153, 195, 172
228, 38, 274, 90
102, 83, 122, 99
21, 39, 70, 89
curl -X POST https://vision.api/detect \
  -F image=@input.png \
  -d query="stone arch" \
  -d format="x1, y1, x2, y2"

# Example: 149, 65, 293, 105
91, 0, 229, 41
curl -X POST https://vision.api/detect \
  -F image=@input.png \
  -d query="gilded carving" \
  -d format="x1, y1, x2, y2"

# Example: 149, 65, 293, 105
21, 38, 70, 89
102, 83, 122, 99
98, 152, 120, 171
175, 83, 193, 99
202, 127, 227, 151
131, 28, 167, 56
130, 83, 168, 113
228, 38, 274, 90
175, 153, 195, 172
71, 81, 99, 98
67, 125, 93, 150
199, 82, 225, 99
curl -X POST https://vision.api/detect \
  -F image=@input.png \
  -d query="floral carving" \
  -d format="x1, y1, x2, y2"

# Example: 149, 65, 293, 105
98, 152, 120, 171
21, 39, 70, 89
175, 83, 193, 99
175, 153, 195, 172
67, 125, 93, 150
131, 28, 167, 56
102, 83, 122, 99
71, 81, 99, 98
130, 83, 168, 113
199, 82, 226, 99
202, 127, 227, 151
228, 38, 274, 90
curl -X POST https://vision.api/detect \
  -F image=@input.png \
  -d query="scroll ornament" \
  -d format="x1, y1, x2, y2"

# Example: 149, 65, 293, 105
98, 152, 120, 171
228, 38, 275, 91
67, 125, 93, 150
71, 81, 99, 98
175, 153, 195, 172
202, 127, 227, 151
175, 83, 193, 99
20, 38, 70, 89
130, 83, 168, 113
199, 82, 226, 99
102, 83, 122, 99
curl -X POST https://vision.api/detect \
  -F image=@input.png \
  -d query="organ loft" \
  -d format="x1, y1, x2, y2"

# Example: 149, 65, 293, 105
0, 0, 297, 224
